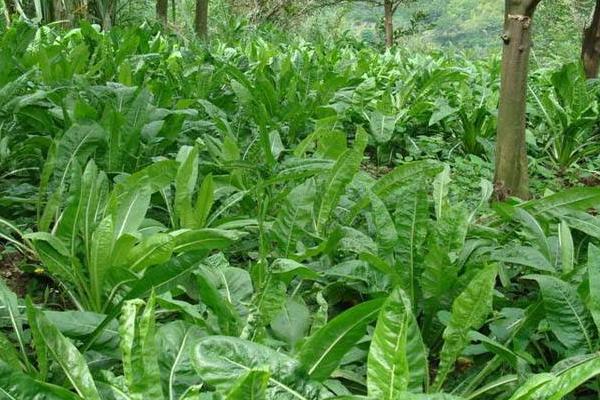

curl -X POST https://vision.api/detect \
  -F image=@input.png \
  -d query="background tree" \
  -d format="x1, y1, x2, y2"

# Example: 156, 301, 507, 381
582, 0, 600, 78
195, 0, 208, 38
350, 0, 415, 47
2, 0, 15, 25
382, 0, 395, 47
494, 0, 543, 200
156, 0, 168, 27
236, 0, 341, 25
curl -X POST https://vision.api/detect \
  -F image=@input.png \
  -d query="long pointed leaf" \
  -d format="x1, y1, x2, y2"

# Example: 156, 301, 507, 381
298, 298, 385, 381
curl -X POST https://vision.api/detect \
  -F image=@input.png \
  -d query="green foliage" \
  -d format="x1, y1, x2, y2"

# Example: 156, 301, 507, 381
367, 288, 427, 396
1, 16, 600, 400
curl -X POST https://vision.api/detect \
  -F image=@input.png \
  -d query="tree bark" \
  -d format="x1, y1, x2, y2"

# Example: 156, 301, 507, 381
384, 0, 394, 48
3, 0, 14, 25
194, 0, 208, 39
494, 0, 542, 200
52, 0, 67, 24
101, 12, 111, 30
156, 0, 168, 27
99, 0, 115, 31
582, 0, 600, 79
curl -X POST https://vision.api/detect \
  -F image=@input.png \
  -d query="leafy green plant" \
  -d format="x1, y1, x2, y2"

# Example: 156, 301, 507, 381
531, 63, 600, 170
2, 17, 600, 400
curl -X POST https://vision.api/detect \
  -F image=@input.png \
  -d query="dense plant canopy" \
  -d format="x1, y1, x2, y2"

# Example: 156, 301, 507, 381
1, 1, 600, 399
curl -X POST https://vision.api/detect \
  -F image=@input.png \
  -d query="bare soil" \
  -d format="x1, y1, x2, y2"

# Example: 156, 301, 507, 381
0, 247, 30, 296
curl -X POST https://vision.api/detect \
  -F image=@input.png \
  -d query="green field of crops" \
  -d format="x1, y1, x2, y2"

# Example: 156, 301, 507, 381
1, 1, 600, 399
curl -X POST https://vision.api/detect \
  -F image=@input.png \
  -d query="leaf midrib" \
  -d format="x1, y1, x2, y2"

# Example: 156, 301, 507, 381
307, 306, 380, 376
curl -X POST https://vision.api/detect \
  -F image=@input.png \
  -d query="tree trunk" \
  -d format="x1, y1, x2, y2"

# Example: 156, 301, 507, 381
3, 0, 14, 25
194, 0, 208, 39
99, 0, 115, 31
171, 0, 176, 23
156, 0, 168, 27
582, 0, 600, 79
384, 0, 394, 48
494, 0, 542, 200
102, 12, 111, 30
52, 0, 67, 23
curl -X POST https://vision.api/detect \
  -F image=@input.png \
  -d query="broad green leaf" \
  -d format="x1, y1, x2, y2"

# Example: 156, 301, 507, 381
270, 259, 320, 282
175, 145, 199, 228
24, 232, 69, 256
43, 310, 119, 351
0, 279, 29, 371
196, 265, 241, 335
25, 298, 48, 379
315, 127, 367, 233
558, 221, 573, 273
421, 205, 470, 333
195, 173, 214, 228
267, 159, 333, 185
298, 298, 385, 381
241, 277, 287, 340
157, 293, 206, 325
81, 162, 109, 261
393, 183, 429, 303
397, 394, 465, 400
368, 111, 396, 144
557, 209, 600, 239
468, 331, 519, 368
507, 373, 556, 400
125, 233, 174, 272
360, 252, 401, 284
510, 207, 551, 261
203, 255, 253, 314
0, 360, 80, 400
0, 331, 23, 370
271, 298, 311, 348
294, 116, 336, 157
463, 374, 518, 400
111, 187, 152, 239
347, 160, 442, 221
433, 264, 497, 390
588, 243, 600, 335
537, 354, 600, 399
192, 336, 320, 399
432, 165, 451, 221
119, 294, 164, 400
429, 98, 457, 126
156, 321, 204, 400
206, 190, 248, 227
112, 160, 178, 194
271, 179, 316, 255
520, 188, 600, 216
28, 301, 101, 400
525, 275, 594, 352
51, 122, 105, 198
89, 216, 114, 311
56, 159, 96, 257
84, 251, 207, 350
226, 369, 269, 400
368, 192, 397, 253
339, 226, 378, 255
111, 234, 137, 266
367, 288, 428, 398
509, 353, 600, 400
311, 292, 329, 335
329, 397, 372, 400
325, 260, 387, 293
171, 228, 244, 253
491, 246, 554, 273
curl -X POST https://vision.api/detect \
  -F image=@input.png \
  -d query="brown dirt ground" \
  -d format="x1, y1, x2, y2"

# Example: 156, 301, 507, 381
0, 246, 29, 297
